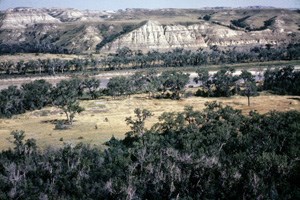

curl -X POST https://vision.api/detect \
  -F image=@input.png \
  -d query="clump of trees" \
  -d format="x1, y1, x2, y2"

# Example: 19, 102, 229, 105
51, 79, 84, 125
22, 80, 52, 110
160, 71, 190, 99
0, 86, 26, 118
0, 103, 299, 199
0, 78, 101, 124
0, 80, 54, 118
106, 70, 189, 99
264, 65, 300, 95
194, 67, 258, 105
231, 16, 277, 31
193, 65, 299, 100
0, 58, 92, 76
231, 15, 251, 28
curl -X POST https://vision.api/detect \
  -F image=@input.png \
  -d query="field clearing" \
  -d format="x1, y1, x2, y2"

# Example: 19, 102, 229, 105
0, 93, 299, 151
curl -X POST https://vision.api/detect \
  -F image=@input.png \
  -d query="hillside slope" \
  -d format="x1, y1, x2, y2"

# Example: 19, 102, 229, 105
0, 8, 299, 54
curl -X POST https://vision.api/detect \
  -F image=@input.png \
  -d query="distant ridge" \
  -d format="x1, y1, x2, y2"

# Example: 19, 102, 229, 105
0, 7, 299, 54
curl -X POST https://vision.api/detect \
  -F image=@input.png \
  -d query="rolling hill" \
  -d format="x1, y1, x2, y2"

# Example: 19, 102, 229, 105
0, 7, 299, 54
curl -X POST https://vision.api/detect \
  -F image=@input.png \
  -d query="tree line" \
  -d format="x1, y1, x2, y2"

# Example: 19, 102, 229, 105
1, 66, 299, 120
0, 102, 299, 199
1, 44, 300, 76
263, 65, 300, 95
0, 78, 100, 123
0, 58, 92, 76
0, 69, 189, 120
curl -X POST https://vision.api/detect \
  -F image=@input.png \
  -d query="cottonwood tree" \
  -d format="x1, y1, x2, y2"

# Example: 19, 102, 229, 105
21, 79, 52, 110
160, 70, 190, 99
107, 76, 131, 98
52, 79, 84, 125
194, 68, 211, 96
0, 105, 299, 199
129, 72, 147, 94
211, 67, 239, 97
244, 82, 258, 106
0, 86, 25, 118
144, 69, 161, 98
82, 78, 101, 99
125, 108, 153, 137
239, 70, 258, 106
264, 65, 300, 95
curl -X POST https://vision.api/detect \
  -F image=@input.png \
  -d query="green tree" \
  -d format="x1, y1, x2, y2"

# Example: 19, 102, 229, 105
22, 79, 52, 110
52, 79, 84, 125
0, 86, 25, 118
194, 68, 212, 96
263, 65, 300, 95
239, 70, 258, 106
144, 69, 161, 97
160, 70, 190, 99
212, 67, 239, 97
129, 72, 147, 94
82, 78, 101, 99
243, 82, 258, 106
10, 130, 37, 157
107, 76, 131, 98
125, 108, 153, 137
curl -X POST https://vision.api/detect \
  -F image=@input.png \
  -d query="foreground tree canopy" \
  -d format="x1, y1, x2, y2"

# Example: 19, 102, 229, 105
0, 103, 299, 199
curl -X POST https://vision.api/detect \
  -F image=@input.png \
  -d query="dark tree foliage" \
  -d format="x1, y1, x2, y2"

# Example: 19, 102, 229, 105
160, 70, 190, 99
51, 78, 84, 124
125, 108, 153, 137
0, 86, 25, 118
212, 67, 239, 97
21, 80, 52, 110
263, 65, 300, 95
203, 14, 211, 21
0, 78, 89, 119
231, 16, 250, 28
0, 103, 299, 199
107, 76, 131, 98
195, 67, 239, 97
82, 78, 101, 99
239, 70, 258, 106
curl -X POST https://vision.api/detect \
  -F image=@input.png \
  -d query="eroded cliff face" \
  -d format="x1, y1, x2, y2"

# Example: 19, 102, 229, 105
103, 20, 208, 50
103, 19, 294, 52
1, 8, 61, 29
0, 8, 299, 53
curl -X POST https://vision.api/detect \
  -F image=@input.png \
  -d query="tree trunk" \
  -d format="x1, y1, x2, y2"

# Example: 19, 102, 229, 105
247, 95, 250, 106
64, 111, 70, 124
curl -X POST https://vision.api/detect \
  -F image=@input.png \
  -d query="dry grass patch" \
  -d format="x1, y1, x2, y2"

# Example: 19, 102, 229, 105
0, 93, 299, 150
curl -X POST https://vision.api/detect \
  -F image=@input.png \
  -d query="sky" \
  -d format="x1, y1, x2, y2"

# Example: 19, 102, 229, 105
0, 0, 299, 10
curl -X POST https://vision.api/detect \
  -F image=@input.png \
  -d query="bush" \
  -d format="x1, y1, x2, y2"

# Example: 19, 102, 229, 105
203, 14, 211, 21
184, 91, 194, 98
54, 121, 70, 130
195, 89, 210, 97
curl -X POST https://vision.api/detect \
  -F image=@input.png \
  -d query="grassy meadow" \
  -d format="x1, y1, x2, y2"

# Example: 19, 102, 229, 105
0, 92, 299, 151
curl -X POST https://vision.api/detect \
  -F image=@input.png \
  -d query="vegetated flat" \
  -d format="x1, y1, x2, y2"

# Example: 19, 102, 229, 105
0, 58, 299, 91
0, 92, 299, 151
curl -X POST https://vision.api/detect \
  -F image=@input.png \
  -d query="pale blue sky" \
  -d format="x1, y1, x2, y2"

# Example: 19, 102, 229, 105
0, 0, 299, 10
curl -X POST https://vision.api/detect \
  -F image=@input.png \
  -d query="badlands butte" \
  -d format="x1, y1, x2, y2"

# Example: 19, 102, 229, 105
0, 7, 299, 54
